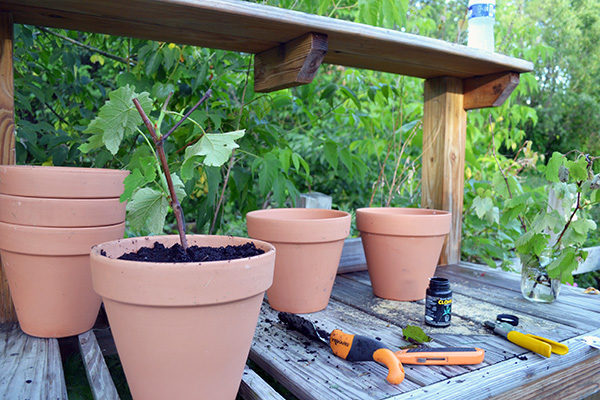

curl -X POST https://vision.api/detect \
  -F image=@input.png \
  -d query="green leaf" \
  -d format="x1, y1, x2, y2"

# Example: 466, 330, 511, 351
472, 196, 493, 219
566, 157, 588, 181
183, 130, 245, 167
323, 141, 338, 170
546, 249, 577, 282
126, 187, 168, 234
84, 85, 152, 155
402, 325, 433, 345
515, 232, 549, 257
120, 169, 145, 203
545, 152, 564, 183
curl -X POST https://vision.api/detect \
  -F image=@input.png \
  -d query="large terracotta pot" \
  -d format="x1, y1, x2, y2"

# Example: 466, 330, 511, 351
356, 207, 451, 301
0, 165, 128, 337
246, 208, 351, 313
90, 235, 276, 400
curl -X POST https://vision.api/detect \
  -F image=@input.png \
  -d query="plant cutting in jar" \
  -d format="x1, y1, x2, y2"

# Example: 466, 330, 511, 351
472, 142, 600, 302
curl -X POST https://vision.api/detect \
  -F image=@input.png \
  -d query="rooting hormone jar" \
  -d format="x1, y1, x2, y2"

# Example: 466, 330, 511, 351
424, 277, 452, 327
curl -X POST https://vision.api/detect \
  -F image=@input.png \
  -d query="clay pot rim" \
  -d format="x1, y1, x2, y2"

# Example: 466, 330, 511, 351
0, 192, 123, 203
0, 221, 126, 255
91, 234, 276, 266
356, 207, 451, 236
0, 165, 129, 198
90, 234, 276, 306
246, 208, 351, 243
246, 208, 350, 221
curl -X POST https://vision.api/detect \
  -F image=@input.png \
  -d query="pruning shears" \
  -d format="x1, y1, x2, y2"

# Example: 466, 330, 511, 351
484, 317, 569, 358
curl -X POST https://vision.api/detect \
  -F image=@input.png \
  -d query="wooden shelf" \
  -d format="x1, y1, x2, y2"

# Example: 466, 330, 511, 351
1, 0, 533, 79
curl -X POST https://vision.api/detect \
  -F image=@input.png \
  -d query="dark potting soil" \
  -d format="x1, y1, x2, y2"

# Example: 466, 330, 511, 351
115, 241, 265, 263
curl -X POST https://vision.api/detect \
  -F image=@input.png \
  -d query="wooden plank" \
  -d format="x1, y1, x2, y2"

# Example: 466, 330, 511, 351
422, 77, 467, 265
0, 12, 16, 324
250, 301, 428, 399
239, 365, 286, 400
0, 323, 67, 400
0, 0, 533, 80
332, 272, 581, 342
254, 32, 327, 93
463, 72, 520, 110
78, 330, 120, 400
338, 238, 367, 273
390, 328, 600, 400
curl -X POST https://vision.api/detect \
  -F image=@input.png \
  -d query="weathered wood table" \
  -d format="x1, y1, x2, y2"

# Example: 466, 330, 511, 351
250, 261, 600, 399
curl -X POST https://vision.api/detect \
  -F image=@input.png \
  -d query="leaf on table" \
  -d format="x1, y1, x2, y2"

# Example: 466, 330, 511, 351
583, 287, 600, 295
402, 325, 433, 345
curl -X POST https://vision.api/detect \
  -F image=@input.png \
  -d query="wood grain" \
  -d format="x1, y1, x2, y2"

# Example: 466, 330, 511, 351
463, 72, 520, 110
0, 323, 67, 399
0, 12, 16, 324
78, 330, 120, 400
422, 77, 467, 265
254, 32, 328, 92
0, 0, 532, 80
239, 365, 286, 400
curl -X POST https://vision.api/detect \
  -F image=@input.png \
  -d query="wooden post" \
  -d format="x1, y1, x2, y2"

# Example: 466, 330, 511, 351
422, 77, 467, 265
0, 12, 17, 322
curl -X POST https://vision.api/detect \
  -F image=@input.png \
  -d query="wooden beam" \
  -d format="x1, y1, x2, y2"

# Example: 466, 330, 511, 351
0, 12, 16, 323
422, 77, 467, 265
254, 32, 327, 93
463, 71, 520, 110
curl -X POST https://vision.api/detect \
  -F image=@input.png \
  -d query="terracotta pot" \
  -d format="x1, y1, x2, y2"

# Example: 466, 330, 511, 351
356, 207, 451, 301
246, 208, 351, 313
0, 193, 126, 227
0, 165, 128, 198
90, 235, 275, 400
0, 165, 128, 337
0, 221, 126, 337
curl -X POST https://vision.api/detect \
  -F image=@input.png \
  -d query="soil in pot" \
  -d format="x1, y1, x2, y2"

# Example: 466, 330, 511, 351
113, 241, 265, 262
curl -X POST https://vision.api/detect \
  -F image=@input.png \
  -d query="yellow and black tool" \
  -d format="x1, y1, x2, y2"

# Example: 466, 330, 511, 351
484, 319, 569, 358
278, 312, 485, 385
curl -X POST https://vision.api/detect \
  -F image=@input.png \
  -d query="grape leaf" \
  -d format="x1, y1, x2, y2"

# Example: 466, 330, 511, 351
126, 187, 168, 233
183, 130, 245, 167
83, 85, 152, 155
545, 152, 564, 182
402, 325, 433, 345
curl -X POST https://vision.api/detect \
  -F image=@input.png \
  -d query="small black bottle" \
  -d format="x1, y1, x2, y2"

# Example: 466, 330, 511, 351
424, 277, 452, 327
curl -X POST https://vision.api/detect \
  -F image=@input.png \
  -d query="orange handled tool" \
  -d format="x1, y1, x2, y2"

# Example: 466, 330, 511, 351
330, 329, 405, 384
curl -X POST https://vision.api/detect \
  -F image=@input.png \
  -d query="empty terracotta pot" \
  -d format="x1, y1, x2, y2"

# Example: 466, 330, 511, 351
0, 165, 128, 337
356, 207, 451, 301
90, 235, 275, 400
0, 221, 126, 337
246, 208, 351, 313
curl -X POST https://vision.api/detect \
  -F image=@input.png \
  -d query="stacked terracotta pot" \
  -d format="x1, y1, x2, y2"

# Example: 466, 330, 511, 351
0, 165, 128, 338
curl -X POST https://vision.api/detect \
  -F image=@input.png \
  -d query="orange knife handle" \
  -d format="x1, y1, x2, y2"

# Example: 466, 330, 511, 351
373, 348, 405, 385
507, 330, 552, 357
329, 329, 404, 385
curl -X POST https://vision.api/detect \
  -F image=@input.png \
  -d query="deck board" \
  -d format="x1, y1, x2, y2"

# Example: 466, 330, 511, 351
1, 0, 533, 80
250, 262, 600, 399
0, 323, 67, 400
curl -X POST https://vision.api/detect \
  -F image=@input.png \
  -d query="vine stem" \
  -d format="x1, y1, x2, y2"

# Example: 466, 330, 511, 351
133, 97, 188, 250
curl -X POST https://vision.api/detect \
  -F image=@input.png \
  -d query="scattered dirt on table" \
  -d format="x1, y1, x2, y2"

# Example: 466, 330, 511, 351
114, 241, 265, 263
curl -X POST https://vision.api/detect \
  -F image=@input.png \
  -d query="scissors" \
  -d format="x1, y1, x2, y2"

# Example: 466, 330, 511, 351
484, 316, 569, 358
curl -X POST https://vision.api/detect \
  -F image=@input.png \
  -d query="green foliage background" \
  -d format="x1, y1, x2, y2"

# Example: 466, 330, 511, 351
12, 0, 600, 272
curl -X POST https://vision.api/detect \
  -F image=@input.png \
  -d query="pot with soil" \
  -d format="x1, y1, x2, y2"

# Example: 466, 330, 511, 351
90, 235, 275, 400
0, 165, 128, 338
356, 207, 451, 301
246, 208, 351, 313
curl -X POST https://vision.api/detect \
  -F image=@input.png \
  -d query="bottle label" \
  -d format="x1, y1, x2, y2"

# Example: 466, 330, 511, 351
468, 3, 496, 19
425, 295, 452, 326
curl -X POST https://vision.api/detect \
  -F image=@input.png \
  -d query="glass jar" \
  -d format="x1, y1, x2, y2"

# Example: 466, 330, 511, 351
519, 251, 561, 303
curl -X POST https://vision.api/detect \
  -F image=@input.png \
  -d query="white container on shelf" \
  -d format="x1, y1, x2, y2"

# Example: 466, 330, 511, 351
467, 0, 496, 52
